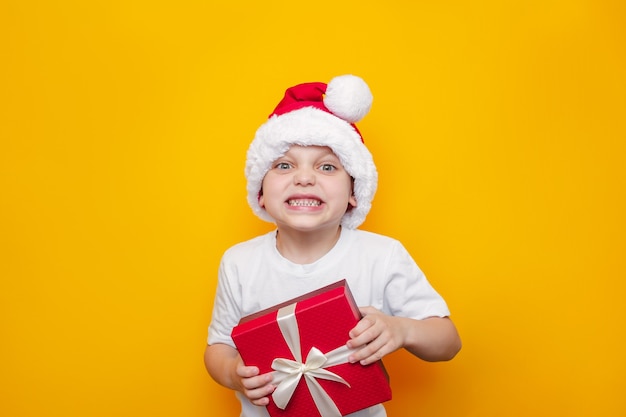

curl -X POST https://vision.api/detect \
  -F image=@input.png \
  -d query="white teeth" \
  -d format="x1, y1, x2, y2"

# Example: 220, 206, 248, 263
288, 199, 321, 207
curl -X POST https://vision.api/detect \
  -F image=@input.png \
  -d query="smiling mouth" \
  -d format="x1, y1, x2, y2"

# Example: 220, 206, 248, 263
287, 199, 322, 207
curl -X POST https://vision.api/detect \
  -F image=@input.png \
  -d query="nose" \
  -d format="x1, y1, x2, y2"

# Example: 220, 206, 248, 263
293, 167, 315, 186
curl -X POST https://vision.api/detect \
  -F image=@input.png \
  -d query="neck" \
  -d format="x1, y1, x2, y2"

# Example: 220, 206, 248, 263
275, 226, 342, 264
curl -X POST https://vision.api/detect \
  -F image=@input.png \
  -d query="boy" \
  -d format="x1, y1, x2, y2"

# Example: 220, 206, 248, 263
205, 75, 461, 417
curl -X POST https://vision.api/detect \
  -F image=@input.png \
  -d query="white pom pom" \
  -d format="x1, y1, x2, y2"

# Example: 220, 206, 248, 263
324, 74, 373, 123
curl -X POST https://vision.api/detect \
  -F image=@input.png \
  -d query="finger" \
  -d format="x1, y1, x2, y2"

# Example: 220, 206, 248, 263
357, 335, 390, 364
361, 349, 385, 366
348, 328, 377, 350
246, 382, 276, 403
349, 315, 383, 347
350, 346, 386, 365
348, 329, 386, 362
349, 315, 375, 339
241, 372, 273, 390
252, 396, 271, 406
236, 365, 260, 378
359, 306, 377, 316
349, 335, 386, 363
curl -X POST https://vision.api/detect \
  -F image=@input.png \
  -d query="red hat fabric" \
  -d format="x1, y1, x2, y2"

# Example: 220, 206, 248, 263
270, 81, 365, 141
270, 82, 327, 116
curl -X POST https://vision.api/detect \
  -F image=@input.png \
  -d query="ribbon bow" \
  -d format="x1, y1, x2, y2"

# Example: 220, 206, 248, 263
270, 303, 356, 416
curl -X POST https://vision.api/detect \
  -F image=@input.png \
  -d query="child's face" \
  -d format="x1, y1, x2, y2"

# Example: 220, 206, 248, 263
259, 145, 357, 232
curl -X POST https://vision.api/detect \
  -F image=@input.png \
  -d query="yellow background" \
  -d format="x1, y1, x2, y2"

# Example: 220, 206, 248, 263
2, 1, 625, 416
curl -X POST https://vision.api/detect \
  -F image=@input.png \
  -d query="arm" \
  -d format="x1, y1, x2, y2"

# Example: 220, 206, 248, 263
204, 343, 276, 406
347, 307, 461, 365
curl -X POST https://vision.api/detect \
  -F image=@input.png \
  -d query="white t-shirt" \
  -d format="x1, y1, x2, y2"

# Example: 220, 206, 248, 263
208, 228, 450, 417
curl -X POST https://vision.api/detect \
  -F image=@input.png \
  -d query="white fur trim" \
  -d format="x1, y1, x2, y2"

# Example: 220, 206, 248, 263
246, 107, 377, 229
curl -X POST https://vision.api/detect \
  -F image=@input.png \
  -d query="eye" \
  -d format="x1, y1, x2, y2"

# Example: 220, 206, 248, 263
274, 162, 291, 170
319, 164, 336, 172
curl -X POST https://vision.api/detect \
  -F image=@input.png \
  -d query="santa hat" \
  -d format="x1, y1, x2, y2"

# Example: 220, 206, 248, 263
245, 74, 377, 229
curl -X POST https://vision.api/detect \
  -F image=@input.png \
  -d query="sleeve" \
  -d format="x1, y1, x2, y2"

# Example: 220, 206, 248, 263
207, 254, 242, 348
383, 240, 451, 320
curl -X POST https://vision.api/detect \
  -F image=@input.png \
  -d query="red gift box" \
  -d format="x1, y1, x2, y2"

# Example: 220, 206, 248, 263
231, 280, 392, 417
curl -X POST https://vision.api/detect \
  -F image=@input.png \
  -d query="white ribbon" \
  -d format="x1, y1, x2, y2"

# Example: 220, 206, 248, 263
270, 303, 356, 416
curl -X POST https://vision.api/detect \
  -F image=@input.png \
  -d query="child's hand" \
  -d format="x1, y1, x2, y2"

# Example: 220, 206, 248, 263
204, 344, 277, 406
235, 361, 276, 406
346, 306, 406, 366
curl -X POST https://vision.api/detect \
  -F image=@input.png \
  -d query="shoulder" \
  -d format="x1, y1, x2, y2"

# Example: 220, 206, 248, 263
346, 228, 404, 250
221, 231, 275, 261
340, 229, 409, 262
